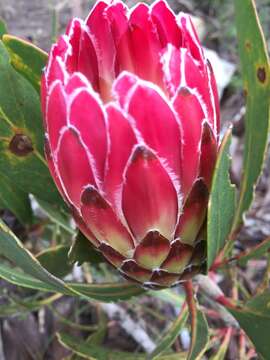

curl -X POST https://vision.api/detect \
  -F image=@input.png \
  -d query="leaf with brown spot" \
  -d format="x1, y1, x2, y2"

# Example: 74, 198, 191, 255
0, 41, 62, 205
2, 34, 48, 92
233, 0, 270, 229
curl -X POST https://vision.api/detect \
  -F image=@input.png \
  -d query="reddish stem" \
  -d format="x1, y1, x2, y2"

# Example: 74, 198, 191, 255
211, 235, 270, 270
215, 294, 238, 309
184, 281, 197, 328
183, 280, 197, 351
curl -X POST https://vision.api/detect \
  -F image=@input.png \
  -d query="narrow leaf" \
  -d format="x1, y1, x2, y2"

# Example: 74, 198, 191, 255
69, 282, 145, 302
149, 304, 188, 359
2, 34, 48, 92
0, 174, 32, 224
68, 231, 104, 266
0, 264, 145, 302
0, 220, 145, 301
227, 291, 270, 359
0, 263, 67, 293
237, 236, 270, 266
0, 19, 7, 38
0, 40, 62, 205
233, 0, 270, 229
211, 328, 232, 360
57, 333, 187, 360
188, 307, 209, 360
36, 245, 73, 278
0, 219, 74, 295
207, 129, 236, 269
149, 290, 185, 307
35, 197, 73, 234
0, 293, 61, 317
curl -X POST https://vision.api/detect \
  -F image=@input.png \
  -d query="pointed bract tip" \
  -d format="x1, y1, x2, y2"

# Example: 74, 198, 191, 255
81, 186, 108, 209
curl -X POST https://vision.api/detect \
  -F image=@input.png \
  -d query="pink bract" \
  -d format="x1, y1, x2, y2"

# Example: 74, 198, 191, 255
42, 0, 220, 289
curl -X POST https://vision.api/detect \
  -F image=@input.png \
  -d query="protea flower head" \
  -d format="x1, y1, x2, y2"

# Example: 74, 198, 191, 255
42, 0, 220, 289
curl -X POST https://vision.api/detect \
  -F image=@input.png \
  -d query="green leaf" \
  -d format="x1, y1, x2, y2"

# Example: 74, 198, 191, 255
0, 219, 74, 295
0, 263, 68, 293
2, 34, 48, 92
69, 282, 145, 302
0, 40, 62, 205
0, 264, 145, 302
36, 245, 73, 278
0, 19, 7, 38
57, 333, 187, 360
149, 305, 188, 359
233, 0, 270, 229
0, 174, 32, 224
188, 308, 209, 360
35, 197, 73, 234
207, 129, 236, 269
69, 313, 108, 360
68, 231, 104, 266
0, 293, 60, 317
86, 330, 106, 347
0, 220, 145, 301
149, 289, 185, 308
237, 236, 270, 266
227, 291, 270, 359
211, 328, 232, 360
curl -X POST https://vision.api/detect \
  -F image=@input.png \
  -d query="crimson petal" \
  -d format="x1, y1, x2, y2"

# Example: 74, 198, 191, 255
106, 2, 134, 73
44, 137, 67, 201
99, 243, 125, 268
129, 3, 163, 86
120, 259, 152, 283
81, 186, 134, 256
56, 128, 96, 208
46, 81, 67, 152
176, 179, 208, 245
127, 81, 182, 181
122, 145, 178, 241
151, 0, 181, 47
65, 73, 88, 94
46, 38, 68, 87
69, 89, 107, 182
112, 71, 137, 107
161, 44, 181, 97
161, 240, 193, 273
71, 207, 100, 247
173, 86, 205, 197
103, 104, 136, 208
150, 270, 180, 287
199, 121, 217, 189
179, 13, 204, 63
86, 1, 116, 100
41, 74, 48, 121
133, 231, 170, 270
77, 27, 99, 92
207, 60, 220, 136
179, 50, 216, 129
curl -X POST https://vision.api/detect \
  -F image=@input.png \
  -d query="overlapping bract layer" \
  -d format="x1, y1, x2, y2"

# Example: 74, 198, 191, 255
42, 0, 220, 288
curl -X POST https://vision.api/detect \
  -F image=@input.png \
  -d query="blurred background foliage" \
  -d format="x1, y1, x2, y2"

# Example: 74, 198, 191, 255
0, 0, 269, 359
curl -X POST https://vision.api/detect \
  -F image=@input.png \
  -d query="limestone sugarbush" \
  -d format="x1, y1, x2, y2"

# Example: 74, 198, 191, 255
41, 0, 220, 288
